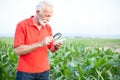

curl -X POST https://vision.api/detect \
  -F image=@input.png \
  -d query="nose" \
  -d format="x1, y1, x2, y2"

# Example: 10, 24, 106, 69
47, 20, 49, 22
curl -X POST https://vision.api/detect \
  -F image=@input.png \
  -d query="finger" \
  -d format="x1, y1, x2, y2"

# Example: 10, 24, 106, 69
46, 37, 53, 45
48, 37, 53, 41
55, 43, 62, 47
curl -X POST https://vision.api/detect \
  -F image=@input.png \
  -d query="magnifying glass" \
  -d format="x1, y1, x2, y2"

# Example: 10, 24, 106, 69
53, 32, 66, 43
53, 32, 62, 40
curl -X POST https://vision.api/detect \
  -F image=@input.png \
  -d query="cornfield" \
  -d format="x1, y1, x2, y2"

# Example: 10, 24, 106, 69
0, 38, 120, 80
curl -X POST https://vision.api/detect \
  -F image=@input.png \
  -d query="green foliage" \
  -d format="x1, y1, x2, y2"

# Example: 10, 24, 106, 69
0, 37, 13, 44
0, 38, 120, 80
49, 39, 120, 80
0, 41, 18, 80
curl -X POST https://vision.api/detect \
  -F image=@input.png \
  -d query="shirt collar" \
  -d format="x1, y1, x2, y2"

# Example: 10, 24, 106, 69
28, 16, 35, 26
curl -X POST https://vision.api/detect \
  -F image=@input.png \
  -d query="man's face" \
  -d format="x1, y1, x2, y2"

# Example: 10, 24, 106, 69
37, 7, 53, 26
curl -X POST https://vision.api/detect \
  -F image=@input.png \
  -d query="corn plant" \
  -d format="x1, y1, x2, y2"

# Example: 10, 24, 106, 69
49, 39, 120, 80
0, 41, 18, 80
0, 38, 120, 80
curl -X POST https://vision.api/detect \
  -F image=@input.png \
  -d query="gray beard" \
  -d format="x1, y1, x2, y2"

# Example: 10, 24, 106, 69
39, 19, 48, 26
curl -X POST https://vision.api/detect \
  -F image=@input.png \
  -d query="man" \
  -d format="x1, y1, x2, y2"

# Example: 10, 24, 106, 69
14, 1, 62, 80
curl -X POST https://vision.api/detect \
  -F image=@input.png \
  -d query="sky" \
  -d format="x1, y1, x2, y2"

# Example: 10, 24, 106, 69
0, 0, 120, 36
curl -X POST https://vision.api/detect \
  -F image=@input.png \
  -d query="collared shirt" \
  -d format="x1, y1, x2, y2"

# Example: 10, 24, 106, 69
14, 16, 53, 73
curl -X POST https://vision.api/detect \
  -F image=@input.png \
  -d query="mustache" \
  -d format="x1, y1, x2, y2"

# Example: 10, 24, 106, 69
43, 20, 49, 23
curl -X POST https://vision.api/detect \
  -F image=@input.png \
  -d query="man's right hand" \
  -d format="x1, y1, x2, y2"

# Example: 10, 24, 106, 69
39, 36, 53, 47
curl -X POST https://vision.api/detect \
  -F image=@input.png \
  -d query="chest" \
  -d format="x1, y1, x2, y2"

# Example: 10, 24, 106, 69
25, 26, 50, 44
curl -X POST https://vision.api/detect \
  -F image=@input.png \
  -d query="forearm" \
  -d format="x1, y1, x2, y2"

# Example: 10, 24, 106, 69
14, 42, 42, 55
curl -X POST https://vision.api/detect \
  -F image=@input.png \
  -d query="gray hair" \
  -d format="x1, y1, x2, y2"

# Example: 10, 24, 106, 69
36, 1, 53, 13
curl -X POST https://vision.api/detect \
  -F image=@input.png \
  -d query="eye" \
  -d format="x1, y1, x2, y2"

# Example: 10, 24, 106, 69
45, 15, 51, 17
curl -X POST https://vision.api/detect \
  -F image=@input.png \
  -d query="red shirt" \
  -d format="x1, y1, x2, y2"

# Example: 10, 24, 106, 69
14, 16, 54, 73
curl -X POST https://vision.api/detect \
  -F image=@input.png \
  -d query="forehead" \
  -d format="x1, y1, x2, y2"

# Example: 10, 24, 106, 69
42, 6, 53, 14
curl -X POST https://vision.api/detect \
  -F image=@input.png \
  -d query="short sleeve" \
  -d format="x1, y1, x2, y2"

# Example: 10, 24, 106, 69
14, 23, 26, 48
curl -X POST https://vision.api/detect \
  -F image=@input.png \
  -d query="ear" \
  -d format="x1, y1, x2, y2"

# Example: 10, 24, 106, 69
36, 10, 40, 14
